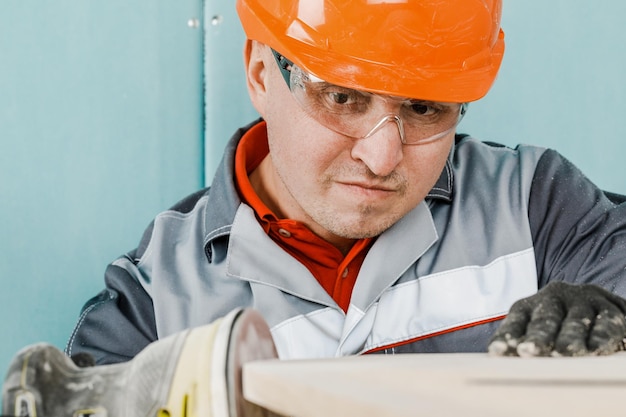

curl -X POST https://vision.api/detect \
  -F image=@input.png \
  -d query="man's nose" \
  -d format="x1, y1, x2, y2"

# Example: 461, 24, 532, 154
350, 116, 404, 177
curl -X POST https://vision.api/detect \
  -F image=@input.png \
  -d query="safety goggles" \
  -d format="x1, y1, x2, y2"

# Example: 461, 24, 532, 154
272, 49, 467, 145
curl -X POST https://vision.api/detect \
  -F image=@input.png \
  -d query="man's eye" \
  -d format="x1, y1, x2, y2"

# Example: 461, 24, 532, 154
409, 102, 438, 116
329, 92, 351, 104
322, 88, 363, 106
316, 87, 368, 114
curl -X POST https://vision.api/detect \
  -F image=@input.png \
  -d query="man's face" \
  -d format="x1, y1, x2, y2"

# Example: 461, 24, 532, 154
246, 42, 455, 250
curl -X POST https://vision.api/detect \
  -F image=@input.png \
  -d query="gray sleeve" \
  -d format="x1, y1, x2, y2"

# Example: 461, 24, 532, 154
64, 255, 158, 365
528, 149, 626, 295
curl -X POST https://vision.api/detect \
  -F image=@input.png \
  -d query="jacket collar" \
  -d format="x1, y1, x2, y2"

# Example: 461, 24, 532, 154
423, 134, 466, 203
202, 121, 255, 245
426, 159, 453, 202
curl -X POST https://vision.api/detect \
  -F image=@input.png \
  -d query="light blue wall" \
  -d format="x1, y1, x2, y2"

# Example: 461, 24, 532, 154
1, 0, 625, 387
0, 0, 204, 380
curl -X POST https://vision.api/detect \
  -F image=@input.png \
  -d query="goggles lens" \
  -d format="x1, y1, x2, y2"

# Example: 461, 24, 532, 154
273, 50, 466, 145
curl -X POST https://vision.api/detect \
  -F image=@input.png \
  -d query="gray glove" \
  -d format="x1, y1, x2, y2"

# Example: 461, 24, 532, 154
488, 281, 626, 357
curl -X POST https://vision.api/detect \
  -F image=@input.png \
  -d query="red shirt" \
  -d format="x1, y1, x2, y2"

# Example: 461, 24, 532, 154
234, 121, 373, 312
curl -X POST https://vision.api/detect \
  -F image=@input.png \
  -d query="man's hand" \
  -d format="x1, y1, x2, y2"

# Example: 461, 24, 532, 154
488, 282, 626, 357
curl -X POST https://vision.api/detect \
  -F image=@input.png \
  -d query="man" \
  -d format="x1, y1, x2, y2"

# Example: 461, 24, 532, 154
67, 0, 626, 361
4, 0, 626, 414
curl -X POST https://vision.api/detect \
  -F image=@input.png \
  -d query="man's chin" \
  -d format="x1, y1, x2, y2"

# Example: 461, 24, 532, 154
322, 216, 401, 240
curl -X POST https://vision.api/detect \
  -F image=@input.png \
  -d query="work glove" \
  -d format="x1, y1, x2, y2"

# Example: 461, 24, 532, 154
488, 281, 626, 357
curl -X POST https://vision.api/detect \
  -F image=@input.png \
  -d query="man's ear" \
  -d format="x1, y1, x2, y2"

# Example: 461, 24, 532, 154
244, 39, 268, 117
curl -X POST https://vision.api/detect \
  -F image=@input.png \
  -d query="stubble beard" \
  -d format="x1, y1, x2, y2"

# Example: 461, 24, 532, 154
304, 169, 410, 240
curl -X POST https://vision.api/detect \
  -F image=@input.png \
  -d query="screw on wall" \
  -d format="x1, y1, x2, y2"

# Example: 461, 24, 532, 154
187, 18, 201, 28
210, 15, 224, 26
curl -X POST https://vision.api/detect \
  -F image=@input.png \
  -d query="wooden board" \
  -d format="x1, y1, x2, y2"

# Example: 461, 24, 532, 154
243, 352, 626, 417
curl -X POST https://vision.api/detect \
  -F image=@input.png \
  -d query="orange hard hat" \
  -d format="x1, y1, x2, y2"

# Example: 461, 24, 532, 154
236, 0, 505, 103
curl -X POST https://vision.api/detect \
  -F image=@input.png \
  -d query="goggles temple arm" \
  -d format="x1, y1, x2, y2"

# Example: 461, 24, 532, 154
271, 49, 293, 88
